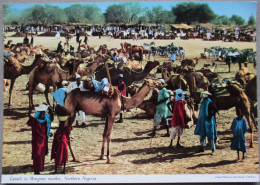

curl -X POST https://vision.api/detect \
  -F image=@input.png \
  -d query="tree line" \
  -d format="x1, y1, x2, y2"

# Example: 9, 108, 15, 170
3, 2, 256, 27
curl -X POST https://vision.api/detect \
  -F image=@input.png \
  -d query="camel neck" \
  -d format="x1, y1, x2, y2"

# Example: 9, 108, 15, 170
123, 84, 151, 110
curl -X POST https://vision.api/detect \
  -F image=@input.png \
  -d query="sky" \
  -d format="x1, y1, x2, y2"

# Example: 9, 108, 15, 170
7, 1, 257, 22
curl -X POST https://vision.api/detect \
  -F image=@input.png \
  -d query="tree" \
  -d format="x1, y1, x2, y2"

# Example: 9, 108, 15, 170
65, 4, 85, 23
172, 2, 216, 25
230, 15, 245, 25
248, 15, 256, 25
83, 5, 104, 24
44, 4, 67, 24
104, 2, 142, 24
212, 15, 231, 25
145, 6, 175, 25
29, 5, 48, 24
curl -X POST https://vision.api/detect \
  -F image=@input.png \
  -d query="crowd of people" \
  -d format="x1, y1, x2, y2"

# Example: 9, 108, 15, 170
26, 71, 249, 174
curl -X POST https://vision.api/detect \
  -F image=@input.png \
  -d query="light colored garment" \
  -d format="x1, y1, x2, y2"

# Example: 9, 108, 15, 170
171, 126, 184, 140
66, 81, 82, 93
92, 78, 109, 93
156, 87, 170, 117
230, 117, 248, 152
75, 111, 86, 122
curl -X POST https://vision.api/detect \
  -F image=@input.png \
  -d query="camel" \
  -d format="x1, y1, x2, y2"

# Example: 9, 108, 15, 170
235, 67, 255, 88
120, 42, 144, 61
4, 54, 46, 106
64, 79, 160, 163
180, 58, 198, 68
161, 67, 189, 91
76, 54, 110, 77
95, 60, 160, 86
209, 82, 257, 148
28, 62, 73, 112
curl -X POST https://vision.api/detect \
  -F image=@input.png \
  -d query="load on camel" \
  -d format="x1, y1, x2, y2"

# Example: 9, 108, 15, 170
95, 60, 159, 86
28, 59, 74, 113
4, 54, 46, 106
64, 79, 161, 163
161, 67, 189, 91
120, 42, 144, 61
209, 79, 257, 148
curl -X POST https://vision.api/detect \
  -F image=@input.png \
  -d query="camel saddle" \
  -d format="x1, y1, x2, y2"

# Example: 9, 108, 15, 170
210, 78, 242, 96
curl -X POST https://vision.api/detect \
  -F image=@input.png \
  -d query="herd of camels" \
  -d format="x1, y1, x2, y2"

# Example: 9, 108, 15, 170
4, 39, 257, 164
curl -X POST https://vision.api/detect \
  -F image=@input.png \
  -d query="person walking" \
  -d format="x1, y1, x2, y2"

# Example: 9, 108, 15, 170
27, 104, 54, 174
66, 74, 86, 127
167, 89, 188, 148
51, 104, 78, 174
116, 74, 126, 123
150, 79, 170, 137
194, 91, 218, 154
230, 108, 248, 162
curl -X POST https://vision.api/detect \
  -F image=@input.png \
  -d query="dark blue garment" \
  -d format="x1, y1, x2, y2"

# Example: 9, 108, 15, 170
194, 98, 217, 139
230, 117, 248, 152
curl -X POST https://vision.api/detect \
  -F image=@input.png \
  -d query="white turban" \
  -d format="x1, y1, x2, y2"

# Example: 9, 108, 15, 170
76, 74, 81, 79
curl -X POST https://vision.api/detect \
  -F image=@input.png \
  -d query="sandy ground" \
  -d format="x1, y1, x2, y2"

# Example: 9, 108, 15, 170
2, 32, 259, 175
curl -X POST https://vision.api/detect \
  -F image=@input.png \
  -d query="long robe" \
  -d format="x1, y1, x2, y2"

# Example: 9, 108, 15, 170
27, 117, 48, 172
230, 117, 248, 152
171, 99, 186, 128
51, 126, 72, 168
194, 98, 217, 139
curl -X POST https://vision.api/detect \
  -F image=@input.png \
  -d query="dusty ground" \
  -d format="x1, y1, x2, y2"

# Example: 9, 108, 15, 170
2, 33, 259, 175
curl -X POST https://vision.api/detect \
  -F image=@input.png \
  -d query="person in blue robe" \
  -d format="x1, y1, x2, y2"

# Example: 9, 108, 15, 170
230, 108, 248, 161
194, 91, 218, 153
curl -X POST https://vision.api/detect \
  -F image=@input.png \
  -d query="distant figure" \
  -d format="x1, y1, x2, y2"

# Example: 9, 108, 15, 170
55, 31, 60, 39
57, 41, 63, 53
84, 34, 88, 45
170, 51, 176, 63
23, 35, 29, 45
30, 35, 34, 47
76, 32, 80, 43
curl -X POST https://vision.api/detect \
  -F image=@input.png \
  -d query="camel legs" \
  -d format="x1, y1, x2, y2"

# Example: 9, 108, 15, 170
28, 83, 37, 114
244, 112, 254, 148
100, 116, 115, 164
44, 85, 51, 105
8, 78, 16, 106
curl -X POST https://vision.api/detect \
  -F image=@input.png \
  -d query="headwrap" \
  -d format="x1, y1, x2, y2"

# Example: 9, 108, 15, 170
175, 89, 185, 101
34, 111, 52, 138
76, 74, 81, 79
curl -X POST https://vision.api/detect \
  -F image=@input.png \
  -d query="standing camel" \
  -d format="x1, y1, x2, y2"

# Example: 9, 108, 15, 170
4, 54, 46, 106
28, 62, 73, 113
209, 82, 257, 148
64, 79, 160, 163
95, 60, 159, 86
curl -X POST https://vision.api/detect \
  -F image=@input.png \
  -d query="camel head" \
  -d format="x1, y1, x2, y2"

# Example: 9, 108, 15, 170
143, 79, 161, 89
144, 60, 160, 71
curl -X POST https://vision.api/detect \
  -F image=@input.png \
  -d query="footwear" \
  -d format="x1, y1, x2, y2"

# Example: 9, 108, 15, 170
82, 122, 87, 127
116, 119, 123, 123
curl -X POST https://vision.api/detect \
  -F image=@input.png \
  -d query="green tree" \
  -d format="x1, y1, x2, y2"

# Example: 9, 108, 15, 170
212, 15, 231, 25
172, 2, 216, 24
230, 15, 245, 25
248, 15, 256, 25
65, 4, 85, 23
44, 4, 67, 24
146, 6, 175, 25
104, 2, 142, 24
32, 5, 48, 24
83, 5, 104, 24
3, 4, 10, 24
